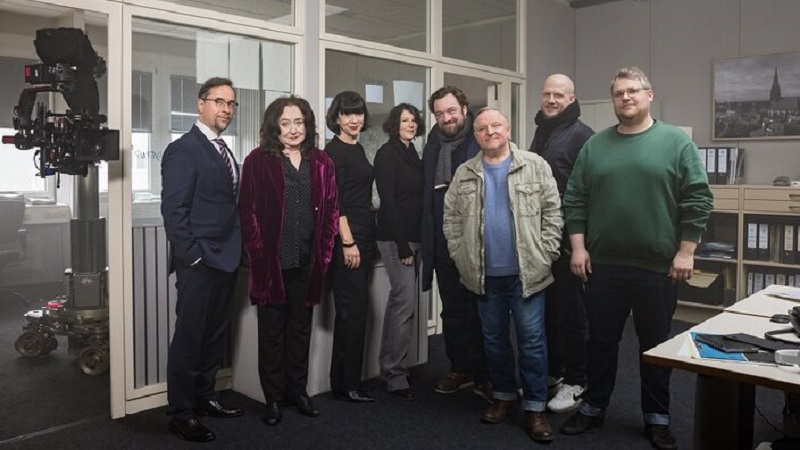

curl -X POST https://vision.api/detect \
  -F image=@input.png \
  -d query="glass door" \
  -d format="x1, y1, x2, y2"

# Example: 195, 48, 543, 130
0, 0, 115, 438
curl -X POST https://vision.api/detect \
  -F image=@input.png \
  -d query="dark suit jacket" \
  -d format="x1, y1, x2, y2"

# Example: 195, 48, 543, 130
161, 125, 242, 274
420, 122, 479, 291
239, 147, 338, 307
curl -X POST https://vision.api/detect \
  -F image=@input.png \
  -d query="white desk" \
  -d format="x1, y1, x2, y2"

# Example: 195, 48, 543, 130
644, 298, 800, 450
725, 284, 800, 318
646, 313, 800, 390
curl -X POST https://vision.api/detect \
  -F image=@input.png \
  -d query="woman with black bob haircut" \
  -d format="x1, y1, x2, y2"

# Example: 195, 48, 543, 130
239, 95, 339, 426
324, 91, 376, 403
373, 103, 425, 400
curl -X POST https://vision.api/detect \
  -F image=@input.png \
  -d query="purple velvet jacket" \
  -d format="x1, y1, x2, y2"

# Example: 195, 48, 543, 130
239, 146, 339, 306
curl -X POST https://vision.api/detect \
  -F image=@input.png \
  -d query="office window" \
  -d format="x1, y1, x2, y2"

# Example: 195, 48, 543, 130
132, 71, 153, 191
326, 0, 427, 52
442, 0, 517, 71
156, 0, 295, 26
170, 75, 201, 133
131, 18, 293, 223
0, 56, 46, 193
132, 71, 153, 133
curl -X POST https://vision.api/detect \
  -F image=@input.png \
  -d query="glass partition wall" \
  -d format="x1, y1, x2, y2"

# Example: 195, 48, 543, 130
0, 3, 114, 440
322, 0, 525, 345
127, 17, 295, 391
128, 19, 293, 225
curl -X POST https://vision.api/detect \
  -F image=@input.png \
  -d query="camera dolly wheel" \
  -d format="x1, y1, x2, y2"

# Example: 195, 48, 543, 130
78, 342, 109, 376
15, 330, 47, 358
44, 336, 58, 354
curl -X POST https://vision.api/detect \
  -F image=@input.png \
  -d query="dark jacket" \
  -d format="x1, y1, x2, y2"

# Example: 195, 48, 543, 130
375, 138, 423, 259
528, 119, 594, 196
239, 147, 339, 306
420, 122, 480, 291
161, 125, 241, 273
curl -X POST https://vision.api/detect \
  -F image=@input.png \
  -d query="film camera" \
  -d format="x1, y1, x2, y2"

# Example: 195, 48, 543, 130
2, 27, 119, 177
6, 28, 116, 376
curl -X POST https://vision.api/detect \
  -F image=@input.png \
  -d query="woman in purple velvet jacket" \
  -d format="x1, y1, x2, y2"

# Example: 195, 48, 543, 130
239, 95, 338, 427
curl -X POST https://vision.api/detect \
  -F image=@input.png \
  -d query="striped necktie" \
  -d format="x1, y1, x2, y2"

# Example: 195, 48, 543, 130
214, 138, 236, 190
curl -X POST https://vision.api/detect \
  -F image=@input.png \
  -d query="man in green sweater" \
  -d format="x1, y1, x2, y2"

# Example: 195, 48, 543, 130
560, 67, 713, 450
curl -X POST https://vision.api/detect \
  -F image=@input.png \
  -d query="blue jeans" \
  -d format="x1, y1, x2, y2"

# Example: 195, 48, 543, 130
477, 275, 547, 412
578, 264, 676, 426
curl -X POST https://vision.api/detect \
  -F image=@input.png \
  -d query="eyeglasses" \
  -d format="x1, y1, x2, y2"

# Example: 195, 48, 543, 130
612, 87, 648, 100
433, 107, 461, 120
201, 97, 239, 109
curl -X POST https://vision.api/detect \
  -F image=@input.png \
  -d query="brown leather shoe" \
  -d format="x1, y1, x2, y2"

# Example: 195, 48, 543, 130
527, 411, 554, 442
435, 372, 473, 393
481, 399, 516, 424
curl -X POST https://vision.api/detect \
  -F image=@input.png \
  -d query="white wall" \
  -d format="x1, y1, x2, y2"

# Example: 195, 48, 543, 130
573, 0, 800, 184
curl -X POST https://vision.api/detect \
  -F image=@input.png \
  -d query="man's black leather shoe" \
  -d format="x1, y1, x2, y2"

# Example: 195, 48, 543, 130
195, 400, 244, 418
262, 401, 282, 426
390, 388, 415, 401
290, 394, 320, 417
333, 390, 375, 403
169, 417, 215, 442
560, 411, 604, 435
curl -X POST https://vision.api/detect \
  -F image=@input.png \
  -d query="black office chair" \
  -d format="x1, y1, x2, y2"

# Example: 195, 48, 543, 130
0, 192, 27, 303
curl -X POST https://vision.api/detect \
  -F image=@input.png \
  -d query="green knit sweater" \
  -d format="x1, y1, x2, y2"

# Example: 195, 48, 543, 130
563, 120, 713, 273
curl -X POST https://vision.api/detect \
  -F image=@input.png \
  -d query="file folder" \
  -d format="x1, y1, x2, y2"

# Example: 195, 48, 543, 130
706, 148, 717, 184
758, 223, 770, 261
717, 148, 728, 184
783, 223, 796, 264
745, 221, 758, 260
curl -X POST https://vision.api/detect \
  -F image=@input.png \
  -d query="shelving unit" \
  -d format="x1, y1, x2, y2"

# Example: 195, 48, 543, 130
683, 185, 800, 310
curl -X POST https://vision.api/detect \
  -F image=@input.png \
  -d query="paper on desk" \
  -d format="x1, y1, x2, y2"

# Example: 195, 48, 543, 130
768, 291, 800, 302
679, 332, 697, 358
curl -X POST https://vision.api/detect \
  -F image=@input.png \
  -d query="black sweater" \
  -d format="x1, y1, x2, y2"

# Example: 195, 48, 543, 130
324, 136, 375, 235
374, 138, 423, 259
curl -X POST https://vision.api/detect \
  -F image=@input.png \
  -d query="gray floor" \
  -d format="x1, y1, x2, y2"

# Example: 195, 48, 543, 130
1, 310, 790, 449
0, 282, 109, 443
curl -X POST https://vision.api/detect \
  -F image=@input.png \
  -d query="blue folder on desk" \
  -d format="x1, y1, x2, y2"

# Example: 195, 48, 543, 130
689, 332, 775, 364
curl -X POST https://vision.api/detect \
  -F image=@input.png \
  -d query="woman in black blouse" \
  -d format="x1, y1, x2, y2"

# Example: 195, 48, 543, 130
324, 91, 375, 403
374, 104, 425, 400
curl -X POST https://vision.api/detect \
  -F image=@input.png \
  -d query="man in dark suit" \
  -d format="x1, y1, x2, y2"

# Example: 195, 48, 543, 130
420, 86, 491, 401
161, 77, 243, 443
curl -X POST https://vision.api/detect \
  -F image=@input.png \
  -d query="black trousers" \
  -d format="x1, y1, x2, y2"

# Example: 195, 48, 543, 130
583, 264, 676, 421
544, 253, 588, 386
258, 267, 313, 403
330, 238, 375, 392
431, 187, 488, 382
167, 263, 236, 420
434, 258, 489, 383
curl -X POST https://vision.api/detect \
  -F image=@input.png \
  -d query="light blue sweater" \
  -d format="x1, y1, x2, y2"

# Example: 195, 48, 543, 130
483, 156, 518, 277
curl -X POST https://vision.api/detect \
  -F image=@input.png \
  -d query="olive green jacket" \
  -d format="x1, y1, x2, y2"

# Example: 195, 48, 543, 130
443, 144, 563, 297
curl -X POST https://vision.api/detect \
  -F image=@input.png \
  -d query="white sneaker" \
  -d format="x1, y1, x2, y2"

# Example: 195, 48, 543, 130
547, 376, 563, 398
547, 384, 584, 413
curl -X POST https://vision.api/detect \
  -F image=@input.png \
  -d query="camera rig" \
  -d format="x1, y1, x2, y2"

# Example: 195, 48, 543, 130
2, 27, 119, 178
5, 28, 118, 376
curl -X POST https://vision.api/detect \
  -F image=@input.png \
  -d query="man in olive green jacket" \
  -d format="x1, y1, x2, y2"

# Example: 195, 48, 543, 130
442, 108, 562, 443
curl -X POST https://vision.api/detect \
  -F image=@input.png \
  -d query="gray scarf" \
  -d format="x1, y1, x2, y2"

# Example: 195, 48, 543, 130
434, 114, 473, 186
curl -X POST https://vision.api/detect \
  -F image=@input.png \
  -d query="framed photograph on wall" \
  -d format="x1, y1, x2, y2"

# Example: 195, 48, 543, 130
713, 50, 800, 140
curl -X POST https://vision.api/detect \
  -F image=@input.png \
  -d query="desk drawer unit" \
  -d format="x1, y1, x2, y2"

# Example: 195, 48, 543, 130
711, 186, 740, 211
743, 187, 800, 214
